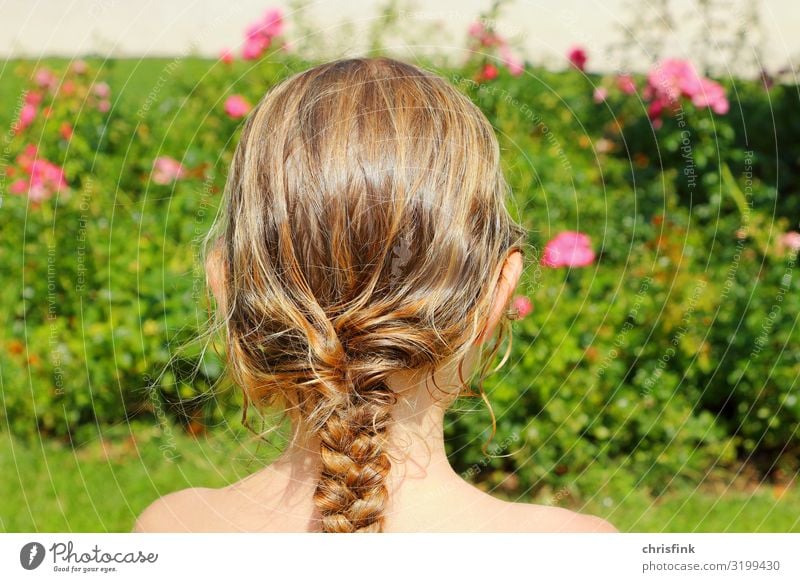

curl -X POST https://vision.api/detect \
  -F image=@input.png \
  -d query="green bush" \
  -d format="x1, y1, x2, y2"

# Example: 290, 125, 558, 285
1, 49, 797, 499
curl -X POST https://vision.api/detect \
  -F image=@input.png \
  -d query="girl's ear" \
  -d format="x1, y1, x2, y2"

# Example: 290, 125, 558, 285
474, 250, 524, 346
205, 241, 226, 310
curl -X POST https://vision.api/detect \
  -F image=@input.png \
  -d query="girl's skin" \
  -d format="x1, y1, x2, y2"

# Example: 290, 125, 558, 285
133, 250, 617, 533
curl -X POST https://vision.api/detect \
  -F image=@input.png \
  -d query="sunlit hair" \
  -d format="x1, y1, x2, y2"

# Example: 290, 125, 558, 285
202, 57, 528, 532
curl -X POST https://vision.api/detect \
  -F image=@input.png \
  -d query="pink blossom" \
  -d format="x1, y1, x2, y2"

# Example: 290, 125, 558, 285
647, 97, 666, 120
92, 82, 111, 99
97, 99, 111, 113
691, 78, 729, 114
62, 80, 76, 96
25, 91, 43, 107
593, 87, 608, 103
59, 122, 74, 141
541, 231, 596, 268
71, 59, 88, 75
10, 146, 68, 202
780, 231, 800, 252
499, 45, 524, 76
511, 295, 534, 319
34, 68, 57, 90
567, 46, 588, 71
220, 48, 234, 64
241, 8, 284, 60
646, 59, 729, 117
616, 74, 636, 94
9, 179, 28, 194
27, 160, 68, 201
152, 156, 186, 185
468, 21, 485, 39
647, 58, 702, 104
224, 94, 251, 118
479, 64, 499, 81
18, 103, 37, 132
242, 34, 270, 60
261, 8, 284, 37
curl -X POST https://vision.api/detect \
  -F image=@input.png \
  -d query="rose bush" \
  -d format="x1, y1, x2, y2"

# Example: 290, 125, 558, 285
1, 13, 797, 500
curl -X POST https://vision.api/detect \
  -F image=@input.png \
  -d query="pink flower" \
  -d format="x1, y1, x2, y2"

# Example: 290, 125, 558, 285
9, 179, 28, 194
780, 231, 800, 252
647, 97, 666, 120
152, 156, 186, 185
71, 59, 88, 75
220, 48, 234, 64
241, 7, 283, 60
467, 20, 507, 48
480, 64, 499, 81
691, 78, 729, 114
224, 94, 251, 118
647, 58, 701, 104
511, 295, 534, 319
24, 91, 43, 107
34, 68, 57, 90
593, 87, 608, 103
61, 80, 76, 96
242, 35, 268, 60
18, 103, 37, 132
616, 74, 636, 94
10, 146, 68, 202
646, 59, 729, 116
468, 21, 485, 39
499, 45, 524, 76
541, 231, 596, 268
97, 99, 110, 113
59, 122, 74, 141
567, 46, 588, 71
92, 82, 111, 99
261, 8, 284, 37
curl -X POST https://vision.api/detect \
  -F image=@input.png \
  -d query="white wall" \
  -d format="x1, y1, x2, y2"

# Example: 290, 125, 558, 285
2, 0, 798, 75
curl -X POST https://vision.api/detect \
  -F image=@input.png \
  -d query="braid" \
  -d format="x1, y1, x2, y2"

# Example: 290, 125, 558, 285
313, 378, 395, 532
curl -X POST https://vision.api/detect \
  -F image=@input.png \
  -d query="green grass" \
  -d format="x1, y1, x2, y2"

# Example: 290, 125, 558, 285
2, 425, 798, 532
0, 423, 279, 532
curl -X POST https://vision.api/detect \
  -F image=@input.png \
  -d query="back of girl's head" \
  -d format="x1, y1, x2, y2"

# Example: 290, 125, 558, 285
206, 56, 527, 532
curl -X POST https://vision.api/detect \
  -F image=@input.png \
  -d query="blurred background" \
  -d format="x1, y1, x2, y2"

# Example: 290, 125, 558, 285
1, 0, 798, 532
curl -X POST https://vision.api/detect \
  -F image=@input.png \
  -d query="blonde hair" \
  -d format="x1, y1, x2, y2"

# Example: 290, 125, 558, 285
204, 57, 528, 532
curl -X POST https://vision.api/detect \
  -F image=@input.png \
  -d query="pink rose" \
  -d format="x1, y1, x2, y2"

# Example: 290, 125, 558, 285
224, 94, 251, 118
647, 58, 701, 104
71, 59, 88, 75
593, 87, 608, 103
480, 64, 499, 81
499, 45, 524, 76
541, 231, 596, 268
92, 82, 111, 99
34, 68, 57, 90
511, 295, 534, 319
780, 231, 800, 252
567, 46, 588, 71
59, 122, 74, 141
18, 103, 37, 132
691, 78, 729, 114
10, 149, 68, 202
152, 156, 186, 185
241, 7, 284, 60
616, 74, 636, 95
261, 8, 284, 37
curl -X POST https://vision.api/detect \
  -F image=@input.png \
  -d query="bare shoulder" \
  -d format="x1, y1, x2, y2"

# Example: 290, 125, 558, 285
483, 497, 619, 532
132, 487, 221, 532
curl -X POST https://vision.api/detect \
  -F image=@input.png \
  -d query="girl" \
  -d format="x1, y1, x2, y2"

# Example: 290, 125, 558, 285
134, 57, 616, 533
